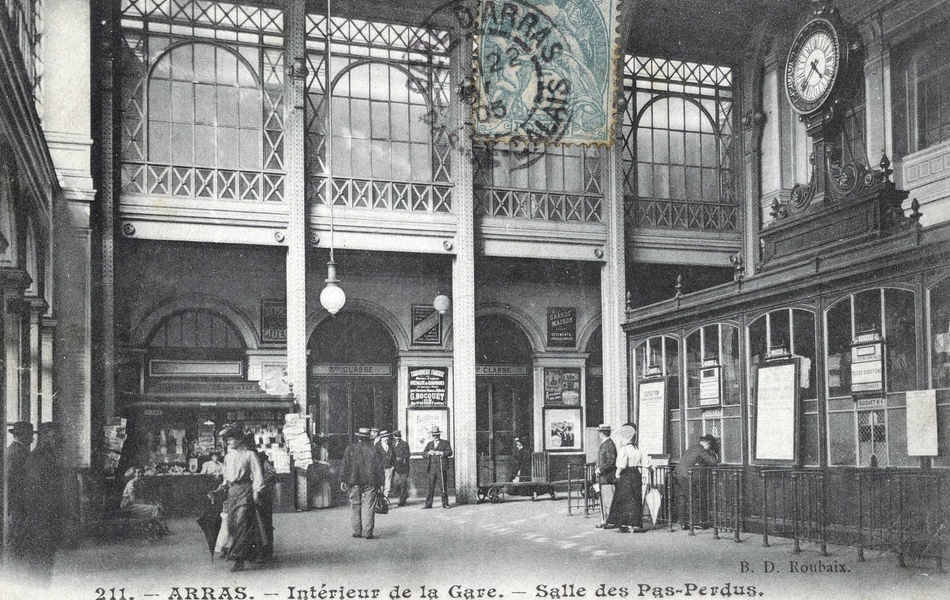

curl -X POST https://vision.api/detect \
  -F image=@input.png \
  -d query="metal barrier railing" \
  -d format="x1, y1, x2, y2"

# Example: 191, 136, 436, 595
710, 466, 744, 542
686, 466, 714, 534
856, 470, 947, 571
567, 462, 598, 517
649, 465, 676, 532
761, 469, 827, 555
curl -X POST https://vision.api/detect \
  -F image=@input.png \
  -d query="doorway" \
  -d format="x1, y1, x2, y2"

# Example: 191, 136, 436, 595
475, 314, 534, 483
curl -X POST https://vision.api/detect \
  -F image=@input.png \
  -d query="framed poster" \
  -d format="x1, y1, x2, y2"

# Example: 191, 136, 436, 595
637, 378, 667, 456
850, 338, 884, 393
547, 307, 576, 347
699, 365, 721, 406
543, 407, 583, 451
261, 299, 287, 344
411, 305, 443, 345
544, 368, 581, 406
407, 408, 449, 454
906, 389, 938, 456
753, 359, 800, 463
408, 367, 448, 405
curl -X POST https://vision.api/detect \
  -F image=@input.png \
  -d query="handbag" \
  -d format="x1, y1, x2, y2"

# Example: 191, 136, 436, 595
374, 492, 390, 515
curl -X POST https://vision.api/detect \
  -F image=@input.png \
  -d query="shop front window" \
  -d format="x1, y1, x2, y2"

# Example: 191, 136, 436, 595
930, 276, 950, 389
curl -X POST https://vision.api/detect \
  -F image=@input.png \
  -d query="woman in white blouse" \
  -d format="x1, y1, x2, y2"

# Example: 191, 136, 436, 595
606, 433, 650, 533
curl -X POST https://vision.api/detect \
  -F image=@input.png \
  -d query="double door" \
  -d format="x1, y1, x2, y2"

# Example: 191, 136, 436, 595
476, 378, 531, 481
312, 380, 394, 459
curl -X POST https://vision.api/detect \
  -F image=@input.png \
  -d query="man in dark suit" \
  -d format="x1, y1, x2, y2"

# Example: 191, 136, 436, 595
422, 426, 453, 509
340, 427, 384, 539
376, 430, 395, 498
5, 421, 34, 558
391, 430, 411, 506
594, 424, 617, 529
673, 434, 720, 530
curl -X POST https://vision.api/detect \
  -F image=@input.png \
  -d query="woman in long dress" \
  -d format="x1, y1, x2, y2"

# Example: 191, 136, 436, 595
215, 427, 265, 572
606, 434, 650, 533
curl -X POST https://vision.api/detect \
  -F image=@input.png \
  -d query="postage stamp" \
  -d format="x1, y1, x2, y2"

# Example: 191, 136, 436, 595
473, 0, 622, 146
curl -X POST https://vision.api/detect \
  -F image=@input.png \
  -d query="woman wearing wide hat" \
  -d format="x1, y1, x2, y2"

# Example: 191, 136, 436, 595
213, 424, 265, 571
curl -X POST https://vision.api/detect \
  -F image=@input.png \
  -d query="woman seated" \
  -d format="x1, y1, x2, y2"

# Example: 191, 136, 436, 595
121, 468, 169, 530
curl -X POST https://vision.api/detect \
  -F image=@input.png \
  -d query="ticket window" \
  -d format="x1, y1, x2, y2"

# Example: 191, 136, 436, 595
632, 335, 680, 460
684, 324, 740, 463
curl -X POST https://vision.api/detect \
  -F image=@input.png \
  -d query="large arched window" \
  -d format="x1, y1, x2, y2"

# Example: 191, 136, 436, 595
118, 2, 285, 202
305, 14, 452, 213
623, 56, 736, 231
148, 43, 262, 171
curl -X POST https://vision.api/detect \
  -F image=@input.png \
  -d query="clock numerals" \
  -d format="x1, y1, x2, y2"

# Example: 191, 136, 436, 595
785, 18, 843, 114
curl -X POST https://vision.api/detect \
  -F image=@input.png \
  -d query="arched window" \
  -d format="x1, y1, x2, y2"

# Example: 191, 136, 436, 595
623, 56, 736, 231
148, 43, 261, 171
148, 309, 245, 354
685, 323, 740, 463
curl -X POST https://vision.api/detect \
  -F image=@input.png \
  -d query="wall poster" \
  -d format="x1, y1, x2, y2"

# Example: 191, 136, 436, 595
411, 305, 443, 345
637, 378, 667, 457
408, 367, 448, 405
699, 365, 721, 406
407, 408, 449, 454
850, 338, 884, 393
261, 299, 287, 344
906, 389, 938, 456
544, 368, 581, 406
543, 407, 583, 451
753, 359, 800, 463
547, 307, 577, 347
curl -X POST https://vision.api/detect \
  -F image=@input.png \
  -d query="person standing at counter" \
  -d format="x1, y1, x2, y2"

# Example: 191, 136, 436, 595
215, 425, 265, 572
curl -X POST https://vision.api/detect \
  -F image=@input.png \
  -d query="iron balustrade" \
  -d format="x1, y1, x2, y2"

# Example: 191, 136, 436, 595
856, 469, 948, 572
567, 462, 599, 517
710, 466, 744, 542
760, 469, 827, 555
685, 466, 714, 534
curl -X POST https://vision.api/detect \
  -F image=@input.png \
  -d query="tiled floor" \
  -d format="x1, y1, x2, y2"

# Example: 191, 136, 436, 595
5, 497, 945, 600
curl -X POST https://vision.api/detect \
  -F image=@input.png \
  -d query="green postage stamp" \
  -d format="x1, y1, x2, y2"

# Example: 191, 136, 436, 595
474, 0, 622, 146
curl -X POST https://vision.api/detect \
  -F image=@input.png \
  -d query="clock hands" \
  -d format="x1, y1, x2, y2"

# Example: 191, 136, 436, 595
799, 58, 823, 94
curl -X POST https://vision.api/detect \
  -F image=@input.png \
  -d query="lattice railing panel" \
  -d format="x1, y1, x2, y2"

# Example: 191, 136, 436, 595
121, 162, 284, 203
311, 178, 452, 214
625, 197, 738, 231
474, 189, 603, 224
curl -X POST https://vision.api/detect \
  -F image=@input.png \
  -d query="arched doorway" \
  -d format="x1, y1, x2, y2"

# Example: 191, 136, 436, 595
475, 314, 534, 482
308, 312, 397, 459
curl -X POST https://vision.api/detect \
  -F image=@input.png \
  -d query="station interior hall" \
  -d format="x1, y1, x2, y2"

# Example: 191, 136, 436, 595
1, 0, 950, 597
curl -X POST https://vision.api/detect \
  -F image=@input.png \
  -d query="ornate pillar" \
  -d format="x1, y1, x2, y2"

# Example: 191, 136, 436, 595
285, 0, 308, 413
41, 319, 56, 422
450, 24, 477, 503
602, 144, 628, 427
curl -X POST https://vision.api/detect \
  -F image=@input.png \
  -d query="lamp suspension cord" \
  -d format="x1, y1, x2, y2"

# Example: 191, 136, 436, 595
326, 0, 334, 263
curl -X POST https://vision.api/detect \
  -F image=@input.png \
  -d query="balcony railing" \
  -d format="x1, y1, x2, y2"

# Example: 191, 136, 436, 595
626, 197, 738, 231
120, 162, 285, 203
476, 188, 603, 223
310, 177, 453, 214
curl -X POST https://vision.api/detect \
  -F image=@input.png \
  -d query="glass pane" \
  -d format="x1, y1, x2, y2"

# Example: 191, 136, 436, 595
668, 97, 685, 130
703, 325, 720, 361
215, 47, 238, 85
770, 309, 790, 351
369, 62, 390, 101
564, 154, 583, 192
331, 97, 349, 137
793, 310, 817, 399
701, 134, 717, 167
351, 138, 371, 177
701, 168, 718, 200
239, 88, 259, 129
685, 133, 701, 165
216, 127, 239, 169
371, 140, 391, 180
391, 142, 411, 180
349, 99, 370, 139
239, 128, 260, 170
931, 278, 950, 389
409, 104, 429, 143
638, 163, 654, 197
217, 87, 239, 127
826, 298, 852, 397
371, 101, 390, 140
686, 166, 702, 200
884, 289, 917, 392
669, 165, 686, 199
686, 330, 701, 407
652, 130, 669, 163
171, 124, 194, 164
670, 132, 685, 164
171, 82, 194, 123
854, 289, 882, 335
722, 326, 740, 406
653, 99, 668, 129
684, 100, 701, 132
195, 125, 215, 166
194, 44, 215, 82
391, 106, 410, 142
149, 122, 170, 163
195, 84, 216, 124
654, 165, 670, 199
410, 143, 431, 181
150, 80, 171, 121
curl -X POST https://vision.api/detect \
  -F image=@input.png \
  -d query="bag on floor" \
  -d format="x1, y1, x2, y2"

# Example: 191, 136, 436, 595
374, 494, 390, 515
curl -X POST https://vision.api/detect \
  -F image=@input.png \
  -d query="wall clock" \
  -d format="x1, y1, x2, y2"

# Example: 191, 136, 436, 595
784, 17, 846, 116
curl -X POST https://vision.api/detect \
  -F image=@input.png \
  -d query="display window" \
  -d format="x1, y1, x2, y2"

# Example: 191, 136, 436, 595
684, 324, 740, 463
632, 335, 680, 459
824, 287, 919, 467
747, 309, 818, 465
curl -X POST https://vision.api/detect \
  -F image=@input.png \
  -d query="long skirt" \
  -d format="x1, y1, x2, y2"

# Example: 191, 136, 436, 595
225, 482, 264, 561
606, 467, 643, 528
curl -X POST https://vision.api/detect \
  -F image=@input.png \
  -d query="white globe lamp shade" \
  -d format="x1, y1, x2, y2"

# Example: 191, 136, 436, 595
320, 283, 346, 315
433, 293, 451, 315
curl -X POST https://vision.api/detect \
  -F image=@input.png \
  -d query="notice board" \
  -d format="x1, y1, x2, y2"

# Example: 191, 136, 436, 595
906, 389, 938, 456
638, 378, 667, 457
753, 359, 799, 463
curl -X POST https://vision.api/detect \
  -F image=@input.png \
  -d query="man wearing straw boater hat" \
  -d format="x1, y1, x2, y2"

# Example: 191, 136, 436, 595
422, 425, 453, 509
340, 427, 384, 539
594, 424, 618, 529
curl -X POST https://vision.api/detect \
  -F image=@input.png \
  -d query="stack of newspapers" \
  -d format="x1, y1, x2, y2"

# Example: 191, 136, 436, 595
102, 417, 128, 475
283, 413, 313, 472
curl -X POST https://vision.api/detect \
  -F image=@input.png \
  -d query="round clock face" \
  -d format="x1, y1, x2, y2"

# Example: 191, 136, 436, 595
785, 18, 843, 115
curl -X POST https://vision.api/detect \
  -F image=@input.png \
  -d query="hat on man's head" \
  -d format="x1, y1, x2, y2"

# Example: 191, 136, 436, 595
430, 426, 441, 436
597, 424, 611, 433
699, 434, 717, 444
392, 430, 402, 438
355, 427, 372, 438
219, 423, 243, 440
378, 430, 391, 438
8, 421, 34, 437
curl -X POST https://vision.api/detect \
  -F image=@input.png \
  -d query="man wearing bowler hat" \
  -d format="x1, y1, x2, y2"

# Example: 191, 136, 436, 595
673, 433, 720, 530
340, 427, 384, 539
422, 426, 453, 509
